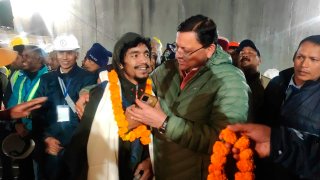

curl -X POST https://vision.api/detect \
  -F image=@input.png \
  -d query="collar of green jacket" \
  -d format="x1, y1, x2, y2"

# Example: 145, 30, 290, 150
206, 46, 232, 67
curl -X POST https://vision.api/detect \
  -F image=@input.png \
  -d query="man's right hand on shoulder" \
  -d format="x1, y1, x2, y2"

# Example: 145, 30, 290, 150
44, 137, 63, 156
76, 92, 90, 119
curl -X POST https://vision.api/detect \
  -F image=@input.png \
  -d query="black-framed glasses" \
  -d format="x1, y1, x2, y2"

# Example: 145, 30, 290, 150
175, 46, 205, 59
187, 46, 204, 56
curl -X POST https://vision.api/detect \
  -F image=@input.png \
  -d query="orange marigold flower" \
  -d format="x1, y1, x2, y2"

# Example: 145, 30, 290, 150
141, 129, 151, 137
213, 141, 230, 156
219, 128, 237, 144
207, 172, 227, 180
109, 69, 152, 145
207, 173, 214, 180
236, 159, 255, 172
210, 155, 226, 170
118, 120, 128, 127
118, 127, 128, 135
210, 154, 227, 166
136, 125, 147, 131
208, 164, 216, 173
212, 169, 225, 176
140, 136, 151, 145
234, 136, 250, 151
239, 148, 254, 160
128, 131, 137, 142
123, 134, 131, 141
235, 172, 255, 180
208, 128, 255, 180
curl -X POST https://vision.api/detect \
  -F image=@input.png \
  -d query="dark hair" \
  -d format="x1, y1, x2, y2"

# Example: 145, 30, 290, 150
177, 14, 218, 47
293, 35, 320, 60
24, 45, 47, 58
119, 36, 151, 64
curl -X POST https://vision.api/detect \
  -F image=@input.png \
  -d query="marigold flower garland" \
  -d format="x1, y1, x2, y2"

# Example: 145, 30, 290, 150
108, 70, 152, 145
208, 128, 255, 180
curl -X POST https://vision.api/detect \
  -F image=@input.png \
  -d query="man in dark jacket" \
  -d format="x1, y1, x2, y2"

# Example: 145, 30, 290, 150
61, 32, 153, 180
5, 45, 48, 180
228, 123, 320, 179
32, 34, 96, 180
127, 14, 250, 179
237, 39, 264, 120
257, 35, 320, 179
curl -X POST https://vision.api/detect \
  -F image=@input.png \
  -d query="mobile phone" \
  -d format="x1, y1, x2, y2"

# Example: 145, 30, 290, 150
140, 93, 158, 107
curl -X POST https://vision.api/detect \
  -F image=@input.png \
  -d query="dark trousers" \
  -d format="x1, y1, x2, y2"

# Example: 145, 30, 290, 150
44, 150, 64, 180
17, 155, 34, 180
0, 124, 14, 180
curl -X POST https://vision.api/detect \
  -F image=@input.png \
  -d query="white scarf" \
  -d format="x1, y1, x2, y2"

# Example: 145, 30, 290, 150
87, 79, 119, 180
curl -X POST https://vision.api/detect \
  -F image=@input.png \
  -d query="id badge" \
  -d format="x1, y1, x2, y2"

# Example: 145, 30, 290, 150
57, 105, 70, 122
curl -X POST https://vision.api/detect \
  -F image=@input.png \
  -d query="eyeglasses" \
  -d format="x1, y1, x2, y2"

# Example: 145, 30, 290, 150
175, 46, 205, 59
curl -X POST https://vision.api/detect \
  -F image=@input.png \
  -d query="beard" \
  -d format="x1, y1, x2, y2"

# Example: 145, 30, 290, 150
135, 76, 148, 84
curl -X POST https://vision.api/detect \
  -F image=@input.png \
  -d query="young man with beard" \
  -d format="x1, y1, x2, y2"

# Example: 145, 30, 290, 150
61, 32, 153, 180
127, 15, 250, 179
32, 34, 96, 180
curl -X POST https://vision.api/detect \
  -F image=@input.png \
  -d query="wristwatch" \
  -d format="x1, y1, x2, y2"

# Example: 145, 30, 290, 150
159, 116, 169, 134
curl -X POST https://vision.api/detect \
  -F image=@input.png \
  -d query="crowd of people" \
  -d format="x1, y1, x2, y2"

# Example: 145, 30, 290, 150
0, 14, 319, 180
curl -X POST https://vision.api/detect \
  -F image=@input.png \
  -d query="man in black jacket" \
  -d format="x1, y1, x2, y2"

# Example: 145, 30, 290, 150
61, 32, 153, 180
256, 35, 320, 179
228, 123, 320, 179
32, 34, 96, 180
237, 39, 264, 120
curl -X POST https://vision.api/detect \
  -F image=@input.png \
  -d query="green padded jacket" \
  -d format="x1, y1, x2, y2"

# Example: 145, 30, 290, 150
151, 48, 250, 180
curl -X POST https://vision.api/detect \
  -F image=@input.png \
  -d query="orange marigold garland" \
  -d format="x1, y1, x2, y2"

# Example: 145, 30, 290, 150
108, 70, 151, 145
208, 128, 255, 180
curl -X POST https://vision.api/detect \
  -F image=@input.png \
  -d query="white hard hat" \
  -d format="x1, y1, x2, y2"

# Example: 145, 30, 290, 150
53, 34, 80, 51
2, 133, 35, 159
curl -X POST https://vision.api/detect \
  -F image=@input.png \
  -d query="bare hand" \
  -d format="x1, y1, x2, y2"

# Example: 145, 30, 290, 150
76, 92, 89, 119
44, 137, 63, 156
15, 123, 28, 137
134, 158, 153, 180
127, 99, 167, 128
125, 105, 143, 130
9, 97, 47, 119
227, 123, 271, 158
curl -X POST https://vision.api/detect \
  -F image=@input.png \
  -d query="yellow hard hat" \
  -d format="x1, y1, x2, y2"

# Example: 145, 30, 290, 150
9, 36, 29, 48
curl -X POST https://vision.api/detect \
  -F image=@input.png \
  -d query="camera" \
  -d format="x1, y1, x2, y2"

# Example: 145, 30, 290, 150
140, 93, 158, 107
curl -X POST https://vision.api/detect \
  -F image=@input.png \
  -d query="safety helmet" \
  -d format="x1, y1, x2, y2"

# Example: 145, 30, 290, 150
9, 36, 30, 48
2, 133, 35, 159
53, 34, 80, 51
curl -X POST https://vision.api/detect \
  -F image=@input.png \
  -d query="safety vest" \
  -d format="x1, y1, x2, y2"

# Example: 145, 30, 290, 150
17, 77, 41, 104
10, 70, 20, 90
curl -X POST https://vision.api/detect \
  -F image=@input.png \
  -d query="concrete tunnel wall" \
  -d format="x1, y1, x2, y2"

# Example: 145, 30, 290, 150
8, 0, 320, 72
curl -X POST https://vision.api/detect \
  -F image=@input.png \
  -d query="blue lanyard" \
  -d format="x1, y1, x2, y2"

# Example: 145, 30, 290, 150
62, 79, 72, 97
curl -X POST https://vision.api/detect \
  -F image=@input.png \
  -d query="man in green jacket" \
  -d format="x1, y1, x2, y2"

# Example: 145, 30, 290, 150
127, 14, 250, 179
